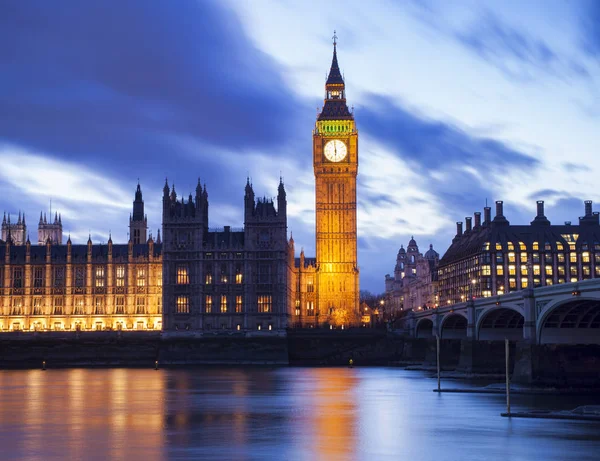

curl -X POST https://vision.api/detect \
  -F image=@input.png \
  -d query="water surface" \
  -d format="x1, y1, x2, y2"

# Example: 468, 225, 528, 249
0, 367, 599, 460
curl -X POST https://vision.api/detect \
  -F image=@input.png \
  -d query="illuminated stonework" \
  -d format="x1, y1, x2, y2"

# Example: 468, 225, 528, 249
291, 39, 360, 327
0, 186, 162, 332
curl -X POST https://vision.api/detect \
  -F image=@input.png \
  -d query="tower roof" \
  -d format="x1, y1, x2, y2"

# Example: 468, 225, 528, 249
326, 39, 344, 86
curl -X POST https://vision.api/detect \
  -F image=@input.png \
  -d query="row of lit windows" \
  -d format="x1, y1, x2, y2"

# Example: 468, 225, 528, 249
176, 265, 244, 285
6, 320, 160, 332
7, 296, 155, 316
174, 295, 272, 314
482, 237, 593, 252
1, 265, 157, 289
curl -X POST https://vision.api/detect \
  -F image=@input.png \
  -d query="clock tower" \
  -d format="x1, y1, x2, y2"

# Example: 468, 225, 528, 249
313, 35, 359, 325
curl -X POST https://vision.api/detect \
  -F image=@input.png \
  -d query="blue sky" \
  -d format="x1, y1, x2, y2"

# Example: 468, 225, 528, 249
1, 0, 599, 292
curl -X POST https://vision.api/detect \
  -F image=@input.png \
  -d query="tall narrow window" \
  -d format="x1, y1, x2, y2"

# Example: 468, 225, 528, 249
94, 297, 104, 314
136, 297, 146, 314
235, 295, 243, 313
12, 268, 23, 288
258, 295, 272, 313
115, 296, 125, 314
220, 295, 228, 313
307, 301, 315, 316
177, 265, 189, 285
95, 266, 105, 287
176, 296, 190, 314
53, 267, 65, 287
75, 266, 85, 287
73, 298, 84, 315
205, 295, 213, 313
53, 297, 64, 315
32, 297, 43, 315
137, 267, 146, 287
116, 265, 126, 287
235, 270, 243, 284
220, 264, 228, 283
11, 298, 22, 315
33, 267, 44, 288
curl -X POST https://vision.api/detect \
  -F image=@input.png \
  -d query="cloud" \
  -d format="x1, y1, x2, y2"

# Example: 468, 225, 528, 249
0, 0, 312, 180
581, 0, 600, 57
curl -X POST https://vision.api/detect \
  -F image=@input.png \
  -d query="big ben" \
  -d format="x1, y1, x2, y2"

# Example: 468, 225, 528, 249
313, 34, 359, 324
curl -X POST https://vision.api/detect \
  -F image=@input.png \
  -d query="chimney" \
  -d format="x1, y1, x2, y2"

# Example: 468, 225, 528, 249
474, 212, 481, 228
484, 207, 491, 225
531, 200, 550, 225
585, 200, 592, 217
465, 217, 472, 232
456, 222, 463, 236
495, 201, 504, 218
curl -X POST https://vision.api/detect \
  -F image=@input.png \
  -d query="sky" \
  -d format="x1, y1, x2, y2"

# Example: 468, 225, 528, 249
1, 0, 599, 292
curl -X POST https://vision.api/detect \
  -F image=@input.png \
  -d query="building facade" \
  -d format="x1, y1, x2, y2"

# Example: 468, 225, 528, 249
437, 200, 600, 305
161, 178, 291, 332
0, 186, 162, 332
384, 238, 439, 315
291, 37, 360, 327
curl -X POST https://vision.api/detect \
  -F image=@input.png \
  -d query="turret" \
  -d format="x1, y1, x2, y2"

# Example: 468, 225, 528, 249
277, 177, 287, 221
129, 182, 147, 244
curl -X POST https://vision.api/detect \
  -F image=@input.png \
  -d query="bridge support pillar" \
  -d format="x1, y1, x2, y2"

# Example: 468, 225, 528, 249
522, 288, 536, 344
406, 311, 415, 337
466, 300, 476, 339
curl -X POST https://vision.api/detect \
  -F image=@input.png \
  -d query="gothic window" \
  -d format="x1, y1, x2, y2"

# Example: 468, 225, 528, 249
115, 296, 125, 314
258, 295, 272, 313
220, 264, 228, 283
235, 272, 243, 284
73, 298, 84, 315
220, 295, 227, 313
53, 297, 63, 315
307, 279, 314, 292
12, 267, 23, 288
95, 266, 105, 288
32, 297, 43, 315
136, 267, 146, 287
75, 266, 85, 287
33, 267, 44, 288
53, 267, 65, 287
205, 295, 213, 313
410, 255, 415, 263
177, 265, 189, 285
157, 269, 162, 287
136, 297, 146, 314
205, 265, 213, 284
307, 301, 315, 316
235, 295, 243, 313
116, 265, 126, 287
11, 298, 22, 315
94, 297, 104, 314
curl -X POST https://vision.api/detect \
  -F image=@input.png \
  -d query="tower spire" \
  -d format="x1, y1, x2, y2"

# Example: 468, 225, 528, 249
326, 31, 344, 86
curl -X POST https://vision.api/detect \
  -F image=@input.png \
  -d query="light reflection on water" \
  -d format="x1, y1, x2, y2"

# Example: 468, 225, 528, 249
0, 368, 599, 460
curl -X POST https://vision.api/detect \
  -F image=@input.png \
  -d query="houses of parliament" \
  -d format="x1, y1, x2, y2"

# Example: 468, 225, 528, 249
0, 40, 360, 333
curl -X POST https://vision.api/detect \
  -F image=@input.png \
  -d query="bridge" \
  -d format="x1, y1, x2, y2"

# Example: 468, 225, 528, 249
406, 278, 600, 344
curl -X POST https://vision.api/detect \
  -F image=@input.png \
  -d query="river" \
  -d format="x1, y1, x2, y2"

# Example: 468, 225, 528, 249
0, 367, 599, 460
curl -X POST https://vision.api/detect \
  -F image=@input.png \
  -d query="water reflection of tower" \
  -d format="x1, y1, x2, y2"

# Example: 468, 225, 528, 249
302, 369, 358, 459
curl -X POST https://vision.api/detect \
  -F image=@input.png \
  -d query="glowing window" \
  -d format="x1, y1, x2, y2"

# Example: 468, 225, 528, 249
235, 295, 243, 313
176, 296, 190, 314
177, 265, 189, 285
205, 295, 212, 313
116, 265, 126, 286
258, 295, 272, 313
220, 295, 228, 313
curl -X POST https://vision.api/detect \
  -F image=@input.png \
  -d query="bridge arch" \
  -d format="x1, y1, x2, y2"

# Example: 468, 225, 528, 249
440, 313, 467, 339
476, 306, 524, 341
538, 297, 600, 344
415, 318, 434, 339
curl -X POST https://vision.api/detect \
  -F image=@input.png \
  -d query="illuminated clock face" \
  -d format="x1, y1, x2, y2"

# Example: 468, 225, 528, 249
324, 140, 347, 162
